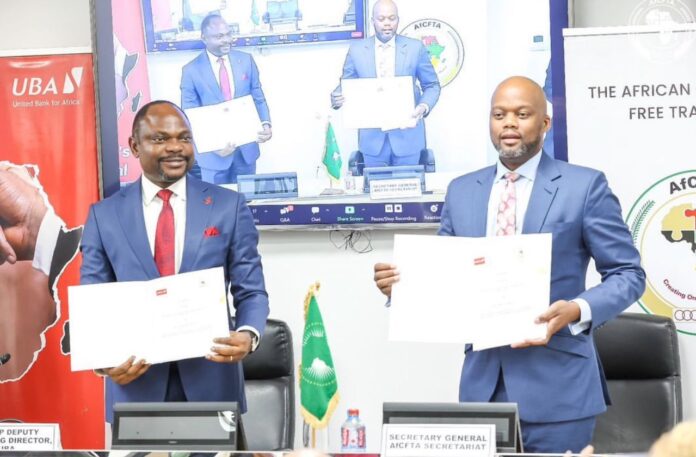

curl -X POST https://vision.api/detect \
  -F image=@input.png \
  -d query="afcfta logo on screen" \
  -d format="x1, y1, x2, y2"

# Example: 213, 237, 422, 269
627, 170, 696, 335
400, 19, 464, 87
12, 67, 84, 96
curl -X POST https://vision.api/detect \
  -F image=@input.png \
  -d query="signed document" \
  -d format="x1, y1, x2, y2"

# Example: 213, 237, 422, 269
389, 234, 551, 350
184, 96, 262, 152
341, 76, 415, 130
68, 267, 230, 371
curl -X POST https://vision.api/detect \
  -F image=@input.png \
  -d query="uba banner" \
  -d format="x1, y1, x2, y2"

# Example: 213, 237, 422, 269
0, 53, 103, 448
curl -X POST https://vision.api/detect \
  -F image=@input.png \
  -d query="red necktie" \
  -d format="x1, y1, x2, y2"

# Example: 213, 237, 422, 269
218, 57, 233, 101
154, 189, 175, 276
495, 172, 520, 236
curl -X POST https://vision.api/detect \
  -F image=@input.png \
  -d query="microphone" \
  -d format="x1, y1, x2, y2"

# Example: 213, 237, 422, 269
0, 353, 10, 366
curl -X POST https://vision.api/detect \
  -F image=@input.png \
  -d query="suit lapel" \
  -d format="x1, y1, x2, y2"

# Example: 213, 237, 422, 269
117, 180, 160, 278
395, 35, 408, 76
472, 167, 496, 237
522, 153, 560, 233
180, 178, 214, 273
229, 51, 245, 98
197, 52, 224, 104
364, 38, 377, 78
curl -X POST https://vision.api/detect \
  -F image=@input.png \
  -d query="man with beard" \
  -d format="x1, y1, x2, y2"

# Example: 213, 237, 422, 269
331, 0, 440, 168
80, 100, 269, 424
373, 76, 645, 452
0, 164, 82, 380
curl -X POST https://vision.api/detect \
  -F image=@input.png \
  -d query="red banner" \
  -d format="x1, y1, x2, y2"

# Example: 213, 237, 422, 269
0, 53, 104, 449
113, 0, 151, 184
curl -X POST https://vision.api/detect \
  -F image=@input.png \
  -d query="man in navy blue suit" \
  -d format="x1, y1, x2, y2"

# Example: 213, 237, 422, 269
181, 14, 272, 185
374, 76, 645, 453
331, 0, 440, 168
81, 101, 269, 423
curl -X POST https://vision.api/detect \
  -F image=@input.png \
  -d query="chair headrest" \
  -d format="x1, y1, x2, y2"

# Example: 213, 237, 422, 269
594, 313, 680, 379
242, 319, 294, 380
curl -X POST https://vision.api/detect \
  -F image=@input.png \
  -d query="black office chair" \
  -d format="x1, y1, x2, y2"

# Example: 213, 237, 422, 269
348, 148, 436, 176
593, 313, 682, 453
241, 319, 295, 451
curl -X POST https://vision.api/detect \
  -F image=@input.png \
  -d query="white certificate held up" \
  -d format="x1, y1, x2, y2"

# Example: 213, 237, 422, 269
389, 234, 551, 350
341, 76, 416, 130
184, 96, 262, 153
68, 267, 230, 371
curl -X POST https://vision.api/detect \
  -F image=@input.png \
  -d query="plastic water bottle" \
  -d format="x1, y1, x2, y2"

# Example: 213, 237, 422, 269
344, 169, 355, 192
341, 408, 366, 452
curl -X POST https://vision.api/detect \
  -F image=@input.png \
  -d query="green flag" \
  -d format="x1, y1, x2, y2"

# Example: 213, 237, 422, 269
300, 283, 339, 429
250, 0, 260, 26
322, 122, 342, 180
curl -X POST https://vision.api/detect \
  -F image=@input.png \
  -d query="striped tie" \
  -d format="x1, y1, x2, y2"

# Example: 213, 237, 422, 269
495, 172, 520, 236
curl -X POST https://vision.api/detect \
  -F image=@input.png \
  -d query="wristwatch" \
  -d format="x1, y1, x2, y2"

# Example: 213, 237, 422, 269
241, 330, 260, 353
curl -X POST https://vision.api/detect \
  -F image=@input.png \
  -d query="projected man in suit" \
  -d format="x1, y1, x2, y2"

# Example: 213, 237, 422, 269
331, 0, 440, 168
80, 101, 269, 422
0, 164, 82, 380
181, 14, 272, 185
373, 77, 645, 453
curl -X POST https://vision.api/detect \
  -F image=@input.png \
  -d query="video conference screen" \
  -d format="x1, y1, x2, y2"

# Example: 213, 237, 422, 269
102, 0, 560, 229
142, 0, 366, 50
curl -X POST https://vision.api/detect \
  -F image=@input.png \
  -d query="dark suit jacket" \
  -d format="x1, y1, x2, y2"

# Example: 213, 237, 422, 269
181, 50, 271, 168
440, 153, 645, 422
80, 176, 269, 422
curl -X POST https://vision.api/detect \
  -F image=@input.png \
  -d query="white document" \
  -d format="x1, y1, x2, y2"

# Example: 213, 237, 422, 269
341, 76, 415, 130
184, 96, 262, 153
389, 234, 551, 350
68, 267, 230, 371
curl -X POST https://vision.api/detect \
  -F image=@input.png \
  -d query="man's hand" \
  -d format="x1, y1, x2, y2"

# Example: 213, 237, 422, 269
511, 300, 582, 349
373, 262, 400, 299
215, 143, 237, 158
206, 331, 252, 363
0, 166, 48, 265
331, 91, 345, 109
257, 124, 272, 143
412, 103, 428, 120
100, 356, 150, 385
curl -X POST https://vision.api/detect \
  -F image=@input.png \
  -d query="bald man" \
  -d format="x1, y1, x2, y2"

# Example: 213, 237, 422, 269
331, 0, 440, 168
374, 76, 645, 452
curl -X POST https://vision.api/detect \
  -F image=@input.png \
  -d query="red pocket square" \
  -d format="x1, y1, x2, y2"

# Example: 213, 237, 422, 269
204, 226, 220, 237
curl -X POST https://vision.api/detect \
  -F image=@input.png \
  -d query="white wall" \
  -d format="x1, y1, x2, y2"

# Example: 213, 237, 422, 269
0, 0, 91, 53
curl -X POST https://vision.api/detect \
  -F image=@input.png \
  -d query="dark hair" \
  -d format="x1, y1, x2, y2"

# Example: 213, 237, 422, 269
201, 13, 224, 35
131, 100, 189, 140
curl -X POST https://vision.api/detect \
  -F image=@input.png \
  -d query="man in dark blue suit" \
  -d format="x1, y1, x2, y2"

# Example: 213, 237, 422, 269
331, 0, 440, 168
80, 101, 269, 423
181, 14, 272, 185
374, 77, 645, 453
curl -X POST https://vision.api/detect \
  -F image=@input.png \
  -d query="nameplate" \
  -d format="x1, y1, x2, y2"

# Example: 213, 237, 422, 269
380, 423, 495, 457
0, 423, 61, 450
369, 177, 422, 199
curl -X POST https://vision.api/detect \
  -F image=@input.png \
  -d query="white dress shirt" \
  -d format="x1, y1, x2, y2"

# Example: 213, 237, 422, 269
141, 175, 187, 274
374, 37, 397, 78
487, 151, 592, 334
207, 50, 235, 97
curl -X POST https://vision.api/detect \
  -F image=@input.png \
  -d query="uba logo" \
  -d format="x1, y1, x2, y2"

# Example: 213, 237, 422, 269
12, 67, 84, 96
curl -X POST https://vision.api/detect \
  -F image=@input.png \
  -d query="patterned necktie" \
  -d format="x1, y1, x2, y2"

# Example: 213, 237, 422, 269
218, 57, 232, 101
154, 189, 175, 276
495, 172, 521, 236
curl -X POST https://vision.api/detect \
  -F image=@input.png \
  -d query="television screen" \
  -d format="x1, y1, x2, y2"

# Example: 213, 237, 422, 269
96, 0, 561, 229
142, 0, 366, 51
